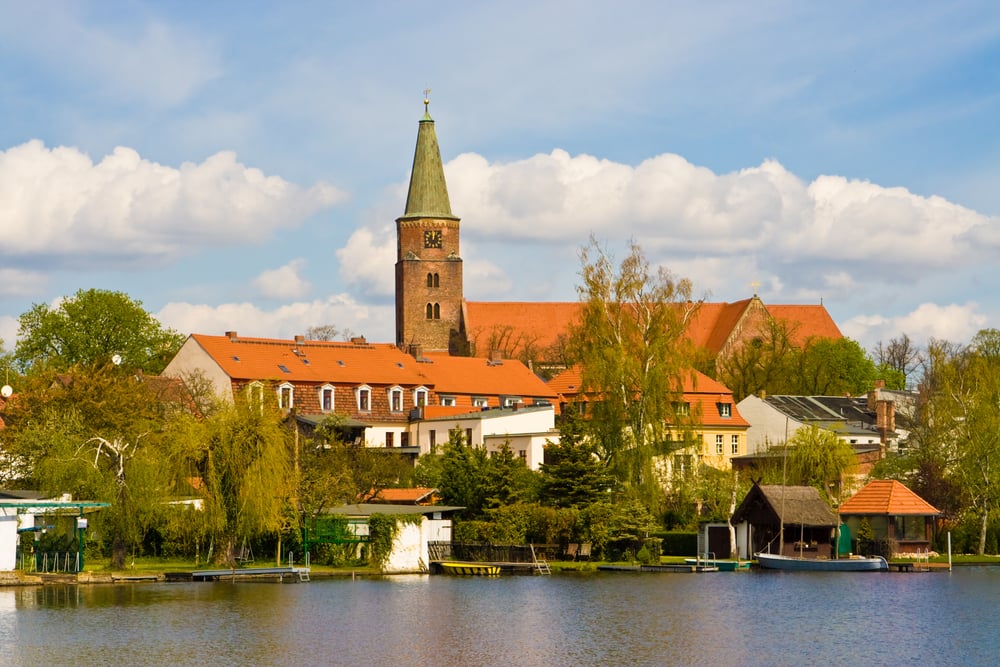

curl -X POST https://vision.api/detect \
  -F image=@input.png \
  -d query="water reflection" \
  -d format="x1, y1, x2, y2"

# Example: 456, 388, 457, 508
3, 569, 1000, 667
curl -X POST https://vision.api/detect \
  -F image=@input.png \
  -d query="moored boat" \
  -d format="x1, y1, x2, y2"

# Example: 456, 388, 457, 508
756, 552, 888, 571
438, 561, 501, 576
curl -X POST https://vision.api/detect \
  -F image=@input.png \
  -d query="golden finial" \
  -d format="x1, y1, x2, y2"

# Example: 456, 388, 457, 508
751, 279, 761, 297
423, 87, 431, 112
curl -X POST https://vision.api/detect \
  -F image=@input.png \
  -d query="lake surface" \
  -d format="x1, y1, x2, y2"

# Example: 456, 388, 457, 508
2, 567, 998, 667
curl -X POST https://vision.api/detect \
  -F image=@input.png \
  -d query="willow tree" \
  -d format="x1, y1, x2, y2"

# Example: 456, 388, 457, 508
785, 425, 856, 502
569, 237, 700, 499
201, 402, 294, 565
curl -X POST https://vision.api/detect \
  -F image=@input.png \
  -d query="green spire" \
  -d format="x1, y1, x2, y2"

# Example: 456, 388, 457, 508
401, 97, 458, 220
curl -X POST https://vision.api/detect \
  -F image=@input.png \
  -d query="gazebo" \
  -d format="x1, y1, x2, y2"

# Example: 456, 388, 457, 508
838, 479, 940, 556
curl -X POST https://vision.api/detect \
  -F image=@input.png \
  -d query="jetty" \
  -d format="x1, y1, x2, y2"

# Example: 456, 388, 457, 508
168, 566, 311, 583
598, 563, 719, 573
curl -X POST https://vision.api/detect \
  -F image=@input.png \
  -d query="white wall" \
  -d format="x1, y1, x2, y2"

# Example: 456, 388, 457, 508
162, 337, 232, 400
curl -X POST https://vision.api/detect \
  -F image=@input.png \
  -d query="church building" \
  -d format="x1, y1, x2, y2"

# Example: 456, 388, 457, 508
393, 99, 843, 368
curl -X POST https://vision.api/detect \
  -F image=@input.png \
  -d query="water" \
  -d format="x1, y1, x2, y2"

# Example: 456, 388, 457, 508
2, 568, 998, 667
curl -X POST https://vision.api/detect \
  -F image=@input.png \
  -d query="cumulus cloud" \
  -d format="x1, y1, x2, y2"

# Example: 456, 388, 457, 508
337, 223, 397, 298
441, 149, 1000, 300
157, 294, 392, 342
842, 302, 989, 350
254, 259, 311, 300
0, 141, 345, 268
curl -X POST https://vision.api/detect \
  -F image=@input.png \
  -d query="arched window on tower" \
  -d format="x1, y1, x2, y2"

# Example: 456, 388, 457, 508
433, 273, 439, 287
433, 303, 441, 319
426, 303, 434, 319
426, 272, 434, 287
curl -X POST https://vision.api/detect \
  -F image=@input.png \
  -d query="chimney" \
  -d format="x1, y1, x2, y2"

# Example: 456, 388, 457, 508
410, 344, 424, 361
294, 335, 305, 345
225, 331, 238, 341
350, 336, 367, 345
489, 349, 503, 365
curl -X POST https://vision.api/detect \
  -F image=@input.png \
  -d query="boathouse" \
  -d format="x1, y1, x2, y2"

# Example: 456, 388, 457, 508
731, 483, 838, 560
838, 479, 940, 556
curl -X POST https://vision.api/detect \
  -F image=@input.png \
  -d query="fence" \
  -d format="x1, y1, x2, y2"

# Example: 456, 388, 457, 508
22, 551, 81, 574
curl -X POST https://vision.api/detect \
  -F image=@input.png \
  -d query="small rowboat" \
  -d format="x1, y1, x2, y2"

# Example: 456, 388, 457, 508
438, 561, 501, 576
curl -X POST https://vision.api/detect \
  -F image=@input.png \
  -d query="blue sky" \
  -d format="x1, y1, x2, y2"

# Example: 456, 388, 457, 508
2, 1, 999, 358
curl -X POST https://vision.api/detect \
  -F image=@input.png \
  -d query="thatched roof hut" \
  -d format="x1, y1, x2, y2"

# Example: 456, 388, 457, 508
731, 483, 837, 559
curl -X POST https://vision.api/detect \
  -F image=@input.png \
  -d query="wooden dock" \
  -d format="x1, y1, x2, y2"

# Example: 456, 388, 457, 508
598, 563, 719, 573
178, 566, 311, 582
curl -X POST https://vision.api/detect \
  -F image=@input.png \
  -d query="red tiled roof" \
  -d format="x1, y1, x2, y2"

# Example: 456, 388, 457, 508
839, 480, 941, 516
191, 334, 428, 386
549, 365, 748, 427
368, 487, 438, 504
417, 352, 557, 399
465, 298, 842, 357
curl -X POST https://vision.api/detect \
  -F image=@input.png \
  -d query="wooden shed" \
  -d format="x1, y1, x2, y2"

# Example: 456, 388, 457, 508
838, 479, 940, 556
731, 483, 838, 560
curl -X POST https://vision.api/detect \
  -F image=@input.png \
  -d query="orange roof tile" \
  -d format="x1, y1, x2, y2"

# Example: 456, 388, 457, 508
465, 298, 841, 358
548, 365, 748, 427
368, 487, 438, 504
416, 352, 557, 399
191, 334, 429, 386
838, 480, 941, 516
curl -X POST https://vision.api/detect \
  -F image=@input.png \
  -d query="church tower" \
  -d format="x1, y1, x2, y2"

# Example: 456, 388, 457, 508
395, 95, 465, 354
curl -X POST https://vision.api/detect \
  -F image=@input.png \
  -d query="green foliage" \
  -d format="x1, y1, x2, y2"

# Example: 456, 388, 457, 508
14, 288, 185, 374
569, 237, 698, 493
785, 425, 856, 499
416, 429, 538, 518
367, 514, 399, 571
540, 413, 617, 508
654, 531, 698, 556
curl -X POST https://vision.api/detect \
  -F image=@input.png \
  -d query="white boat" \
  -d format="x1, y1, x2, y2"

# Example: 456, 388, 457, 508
756, 552, 888, 571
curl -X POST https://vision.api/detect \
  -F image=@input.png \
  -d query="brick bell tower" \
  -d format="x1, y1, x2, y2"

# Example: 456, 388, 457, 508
395, 94, 466, 354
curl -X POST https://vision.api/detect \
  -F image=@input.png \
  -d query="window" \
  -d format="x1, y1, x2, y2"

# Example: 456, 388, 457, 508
356, 385, 371, 412
426, 272, 439, 287
440, 396, 456, 407
434, 303, 440, 319
400, 432, 410, 448
503, 396, 522, 408
715, 434, 724, 455
674, 401, 690, 416
414, 388, 428, 407
246, 381, 264, 408
429, 430, 436, 448
472, 397, 488, 408
278, 383, 294, 409
426, 303, 441, 319
518, 450, 527, 460
319, 385, 334, 412
466, 428, 473, 446
388, 387, 403, 412
426, 303, 433, 319
718, 403, 732, 418
386, 432, 394, 448
731, 435, 740, 455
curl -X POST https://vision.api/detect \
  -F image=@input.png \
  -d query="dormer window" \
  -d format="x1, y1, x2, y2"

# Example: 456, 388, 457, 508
356, 385, 371, 412
278, 382, 294, 410
388, 386, 404, 413
674, 401, 690, 416
440, 396, 456, 407
413, 387, 428, 407
319, 385, 335, 412
718, 402, 732, 418
472, 397, 488, 408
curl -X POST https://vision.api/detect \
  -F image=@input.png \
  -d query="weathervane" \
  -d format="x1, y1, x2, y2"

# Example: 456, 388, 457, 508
424, 87, 431, 113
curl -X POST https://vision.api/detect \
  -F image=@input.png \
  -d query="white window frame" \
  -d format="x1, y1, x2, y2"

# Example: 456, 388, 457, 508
356, 385, 371, 412
388, 386, 404, 413
440, 395, 456, 407
319, 384, 335, 412
472, 396, 489, 408
715, 434, 724, 455
413, 387, 429, 407
731, 434, 740, 455
246, 381, 264, 408
718, 402, 732, 418
278, 382, 294, 410
502, 396, 522, 408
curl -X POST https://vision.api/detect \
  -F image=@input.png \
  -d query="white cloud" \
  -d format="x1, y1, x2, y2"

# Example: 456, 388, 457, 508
0, 141, 345, 268
157, 295, 392, 343
254, 259, 311, 300
337, 224, 396, 298
842, 302, 989, 350
0, 315, 17, 353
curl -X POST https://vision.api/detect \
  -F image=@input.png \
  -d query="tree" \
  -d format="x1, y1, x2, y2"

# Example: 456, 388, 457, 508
199, 402, 295, 565
715, 318, 797, 401
569, 237, 699, 498
540, 413, 617, 508
792, 337, 881, 397
874, 334, 923, 383
785, 425, 856, 501
15, 288, 185, 374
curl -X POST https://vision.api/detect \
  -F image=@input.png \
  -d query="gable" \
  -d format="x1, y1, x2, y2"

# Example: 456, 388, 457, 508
839, 479, 941, 516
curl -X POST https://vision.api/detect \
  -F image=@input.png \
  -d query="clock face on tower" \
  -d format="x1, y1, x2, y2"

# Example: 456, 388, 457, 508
423, 229, 443, 248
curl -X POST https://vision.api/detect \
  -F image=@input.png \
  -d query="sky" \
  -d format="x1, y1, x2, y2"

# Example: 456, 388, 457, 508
2, 1, 1000, 359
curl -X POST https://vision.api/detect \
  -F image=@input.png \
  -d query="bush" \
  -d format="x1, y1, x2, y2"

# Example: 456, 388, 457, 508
655, 531, 697, 556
